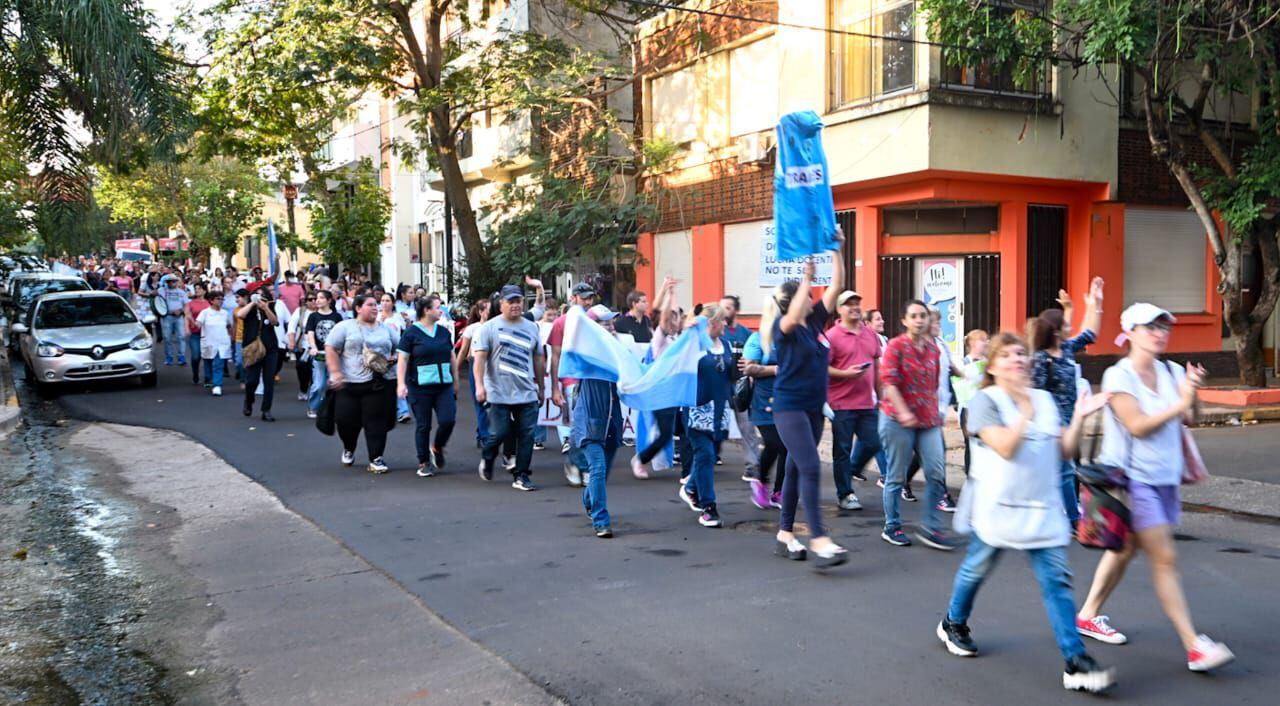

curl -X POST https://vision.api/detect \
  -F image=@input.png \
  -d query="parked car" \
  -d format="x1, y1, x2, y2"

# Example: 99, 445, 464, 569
13, 291, 156, 395
4, 272, 91, 349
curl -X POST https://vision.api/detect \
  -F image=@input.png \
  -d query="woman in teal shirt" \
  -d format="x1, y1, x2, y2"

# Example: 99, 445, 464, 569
397, 297, 459, 477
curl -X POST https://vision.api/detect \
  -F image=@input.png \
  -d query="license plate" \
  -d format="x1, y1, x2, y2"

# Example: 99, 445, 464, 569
86, 363, 109, 373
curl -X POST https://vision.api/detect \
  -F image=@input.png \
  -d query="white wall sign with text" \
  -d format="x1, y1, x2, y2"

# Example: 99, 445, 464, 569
759, 224, 833, 287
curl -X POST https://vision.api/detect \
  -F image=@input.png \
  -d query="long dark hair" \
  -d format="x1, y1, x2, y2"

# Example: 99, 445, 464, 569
1031, 308, 1065, 352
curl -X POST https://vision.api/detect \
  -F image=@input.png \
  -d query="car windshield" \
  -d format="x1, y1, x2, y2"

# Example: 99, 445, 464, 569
17, 279, 90, 308
35, 298, 137, 328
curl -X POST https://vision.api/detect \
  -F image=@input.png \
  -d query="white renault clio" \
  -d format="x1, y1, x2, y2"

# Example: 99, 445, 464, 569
14, 290, 157, 395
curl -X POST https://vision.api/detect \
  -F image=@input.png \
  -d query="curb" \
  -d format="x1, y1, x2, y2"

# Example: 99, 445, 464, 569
0, 348, 19, 435
1198, 405, 1280, 426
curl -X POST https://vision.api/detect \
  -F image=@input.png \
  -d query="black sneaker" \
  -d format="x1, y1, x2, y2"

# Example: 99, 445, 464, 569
595, 526, 613, 538
511, 474, 537, 491
478, 457, 494, 481
916, 529, 958, 551
1063, 654, 1116, 693
938, 493, 957, 513
851, 470, 867, 482
937, 617, 977, 657
430, 447, 446, 471
533, 442, 546, 451
698, 503, 722, 527
902, 486, 918, 502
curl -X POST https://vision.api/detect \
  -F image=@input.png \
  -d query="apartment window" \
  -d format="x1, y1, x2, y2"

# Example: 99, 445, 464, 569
729, 38, 778, 136
1124, 208, 1207, 313
831, 0, 915, 107
649, 68, 701, 145
938, 2, 1049, 96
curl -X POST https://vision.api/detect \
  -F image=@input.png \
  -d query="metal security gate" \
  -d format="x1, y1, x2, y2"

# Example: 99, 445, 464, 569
880, 256, 914, 338
963, 254, 1000, 335
836, 208, 857, 291
1026, 204, 1067, 317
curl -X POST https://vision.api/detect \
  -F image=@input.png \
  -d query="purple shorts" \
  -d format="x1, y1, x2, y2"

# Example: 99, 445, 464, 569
1129, 482, 1181, 531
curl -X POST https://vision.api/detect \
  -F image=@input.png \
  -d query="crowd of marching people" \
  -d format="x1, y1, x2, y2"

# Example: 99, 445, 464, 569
50, 247, 1237, 693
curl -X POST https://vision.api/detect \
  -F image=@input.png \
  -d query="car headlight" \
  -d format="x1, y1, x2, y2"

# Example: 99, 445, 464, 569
36, 341, 64, 357
129, 333, 153, 350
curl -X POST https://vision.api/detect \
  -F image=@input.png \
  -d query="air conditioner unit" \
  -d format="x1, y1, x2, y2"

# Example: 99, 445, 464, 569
736, 132, 774, 164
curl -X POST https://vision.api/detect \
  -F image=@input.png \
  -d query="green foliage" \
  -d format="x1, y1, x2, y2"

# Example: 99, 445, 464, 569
308, 159, 389, 268
0, 0, 187, 249
0, 135, 33, 249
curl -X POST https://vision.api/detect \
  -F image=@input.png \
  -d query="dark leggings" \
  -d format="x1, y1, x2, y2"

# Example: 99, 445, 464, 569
756, 423, 788, 492
639, 407, 679, 464
335, 381, 395, 461
243, 348, 279, 412
410, 387, 456, 464
296, 356, 312, 395
774, 408, 826, 537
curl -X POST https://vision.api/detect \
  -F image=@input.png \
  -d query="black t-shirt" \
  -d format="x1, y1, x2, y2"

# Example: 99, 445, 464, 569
614, 313, 653, 343
396, 322, 455, 394
305, 310, 344, 348
241, 306, 279, 351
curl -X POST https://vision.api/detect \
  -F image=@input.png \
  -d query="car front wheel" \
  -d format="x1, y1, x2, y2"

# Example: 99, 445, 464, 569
139, 372, 157, 388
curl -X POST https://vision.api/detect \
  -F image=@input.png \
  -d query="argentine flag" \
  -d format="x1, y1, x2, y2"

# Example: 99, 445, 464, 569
558, 307, 710, 411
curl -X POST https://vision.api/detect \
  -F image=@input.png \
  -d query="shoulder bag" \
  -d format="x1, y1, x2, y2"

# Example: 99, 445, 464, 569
241, 310, 267, 367
1075, 413, 1132, 551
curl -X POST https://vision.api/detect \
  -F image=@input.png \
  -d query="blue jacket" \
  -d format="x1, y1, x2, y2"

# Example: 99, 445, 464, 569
571, 378, 622, 447
774, 110, 838, 260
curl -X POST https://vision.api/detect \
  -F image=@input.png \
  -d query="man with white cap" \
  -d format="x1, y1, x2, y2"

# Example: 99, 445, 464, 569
572, 304, 624, 537
825, 289, 881, 511
1074, 302, 1235, 673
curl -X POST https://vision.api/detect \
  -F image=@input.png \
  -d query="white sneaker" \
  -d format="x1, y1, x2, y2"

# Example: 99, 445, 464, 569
631, 455, 650, 479
563, 459, 582, 487
297, 392, 306, 401
838, 493, 863, 511
368, 457, 389, 474
306, 410, 317, 419
1187, 635, 1235, 672
211, 386, 222, 396
341, 450, 355, 466
502, 454, 516, 471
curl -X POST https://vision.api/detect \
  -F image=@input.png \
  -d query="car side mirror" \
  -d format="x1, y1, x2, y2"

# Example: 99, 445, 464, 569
10, 322, 27, 334
142, 314, 157, 325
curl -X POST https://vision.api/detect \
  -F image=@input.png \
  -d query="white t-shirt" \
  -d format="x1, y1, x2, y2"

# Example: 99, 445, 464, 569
462, 322, 483, 360
196, 307, 233, 359
935, 336, 953, 414
1098, 358, 1186, 486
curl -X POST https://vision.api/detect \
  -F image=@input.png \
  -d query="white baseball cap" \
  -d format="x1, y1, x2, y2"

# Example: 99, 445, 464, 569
1120, 303, 1176, 332
587, 304, 618, 321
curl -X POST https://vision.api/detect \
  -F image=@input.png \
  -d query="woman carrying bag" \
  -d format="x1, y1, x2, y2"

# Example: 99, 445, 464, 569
325, 294, 399, 474
236, 287, 280, 421
396, 296, 458, 477
1075, 303, 1234, 673
937, 332, 1116, 694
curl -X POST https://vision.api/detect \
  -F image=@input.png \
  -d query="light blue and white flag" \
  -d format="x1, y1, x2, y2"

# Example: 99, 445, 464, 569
559, 307, 709, 412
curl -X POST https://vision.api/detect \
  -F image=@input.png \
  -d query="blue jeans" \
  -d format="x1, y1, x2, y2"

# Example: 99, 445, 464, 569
162, 315, 186, 362
187, 333, 208, 381
233, 341, 244, 380
409, 387, 456, 464
946, 535, 1086, 661
832, 408, 881, 501
206, 354, 225, 388
471, 377, 489, 445
1060, 459, 1080, 523
308, 358, 329, 412
396, 396, 411, 420
482, 402, 538, 476
880, 415, 946, 534
684, 428, 717, 506
533, 424, 547, 445
581, 439, 620, 529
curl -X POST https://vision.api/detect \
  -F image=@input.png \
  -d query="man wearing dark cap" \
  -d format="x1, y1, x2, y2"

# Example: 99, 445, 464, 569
472, 284, 545, 491
547, 281, 596, 485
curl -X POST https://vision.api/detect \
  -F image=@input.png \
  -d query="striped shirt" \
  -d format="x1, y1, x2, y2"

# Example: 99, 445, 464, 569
473, 315, 542, 405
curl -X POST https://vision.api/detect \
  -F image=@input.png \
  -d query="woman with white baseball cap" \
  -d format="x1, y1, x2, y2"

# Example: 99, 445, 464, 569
1074, 302, 1235, 673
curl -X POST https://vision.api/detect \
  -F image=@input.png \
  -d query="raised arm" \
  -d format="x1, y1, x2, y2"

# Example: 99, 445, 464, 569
1080, 277, 1104, 336
820, 226, 845, 314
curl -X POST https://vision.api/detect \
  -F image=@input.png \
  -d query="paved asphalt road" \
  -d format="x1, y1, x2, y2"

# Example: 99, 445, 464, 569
46, 358, 1280, 704
1190, 425, 1280, 485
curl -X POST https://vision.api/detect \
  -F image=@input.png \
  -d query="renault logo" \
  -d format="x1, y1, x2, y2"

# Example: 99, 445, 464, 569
91, 346, 105, 360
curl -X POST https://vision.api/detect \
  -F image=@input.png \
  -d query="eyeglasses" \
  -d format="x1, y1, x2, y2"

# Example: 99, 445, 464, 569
1140, 322, 1173, 333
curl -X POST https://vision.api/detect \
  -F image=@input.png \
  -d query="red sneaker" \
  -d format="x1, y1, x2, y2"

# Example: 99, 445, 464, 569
1076, 615, 1128, 645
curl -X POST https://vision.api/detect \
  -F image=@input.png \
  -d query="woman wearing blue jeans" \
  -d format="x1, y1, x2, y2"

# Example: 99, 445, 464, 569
760, 231, 847, 569
937, 332, 1114, 693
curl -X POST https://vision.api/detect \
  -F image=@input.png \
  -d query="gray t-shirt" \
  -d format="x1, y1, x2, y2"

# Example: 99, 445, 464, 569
325, 319, 398, 383
472, 315, 541, 405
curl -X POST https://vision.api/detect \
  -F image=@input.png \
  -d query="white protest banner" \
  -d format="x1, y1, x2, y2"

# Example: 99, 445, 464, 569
759, 223, 833, 287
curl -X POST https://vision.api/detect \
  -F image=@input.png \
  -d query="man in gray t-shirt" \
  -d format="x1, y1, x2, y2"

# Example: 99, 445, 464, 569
473, 285, 545, 489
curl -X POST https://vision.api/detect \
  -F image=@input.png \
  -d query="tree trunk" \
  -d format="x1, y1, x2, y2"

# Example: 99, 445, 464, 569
1234, 322, 1268, 388
428, 108, 486, 268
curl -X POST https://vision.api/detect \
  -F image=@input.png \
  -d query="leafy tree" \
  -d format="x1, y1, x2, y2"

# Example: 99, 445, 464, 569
921, 0, 1280, 386
94, 156, 269, 264
0, 0, 186, 248
309, 159, 390, 269
0, 134, 33, 249
204, 1, 652, 278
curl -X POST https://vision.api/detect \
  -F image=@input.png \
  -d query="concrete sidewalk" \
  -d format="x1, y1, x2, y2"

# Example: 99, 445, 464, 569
69, 422, 560, 706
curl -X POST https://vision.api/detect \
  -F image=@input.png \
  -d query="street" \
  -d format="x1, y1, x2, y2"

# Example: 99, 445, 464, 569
14, 358, 1277, 704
